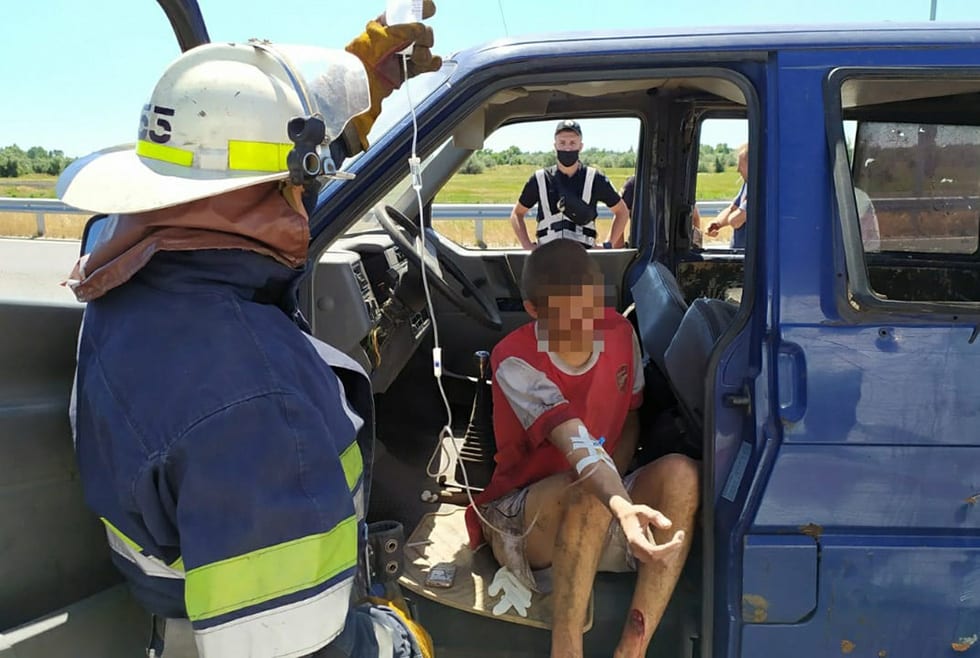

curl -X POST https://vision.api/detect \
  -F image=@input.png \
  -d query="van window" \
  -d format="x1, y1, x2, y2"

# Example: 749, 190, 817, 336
433, 118, 640, 249
695, 118, 749, 251
852, 122, 980, 255
833, 74, 980, 306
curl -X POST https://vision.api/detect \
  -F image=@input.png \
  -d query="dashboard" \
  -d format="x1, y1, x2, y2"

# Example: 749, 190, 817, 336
311, 233, 431, 392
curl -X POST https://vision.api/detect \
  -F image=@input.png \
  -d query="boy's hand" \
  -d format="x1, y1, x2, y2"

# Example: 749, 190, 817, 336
614, 502, 685, 564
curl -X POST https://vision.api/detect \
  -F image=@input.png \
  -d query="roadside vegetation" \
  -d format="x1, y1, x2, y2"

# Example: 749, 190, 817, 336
0, 145, 741, 245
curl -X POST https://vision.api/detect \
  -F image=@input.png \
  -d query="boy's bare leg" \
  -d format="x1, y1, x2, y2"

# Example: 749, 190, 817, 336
548, 484, 613, 658
521, 472, 614, 658
614, 454, 700, 658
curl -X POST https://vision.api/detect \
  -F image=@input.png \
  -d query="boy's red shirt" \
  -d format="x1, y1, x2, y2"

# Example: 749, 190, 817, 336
464, 307, 643, 548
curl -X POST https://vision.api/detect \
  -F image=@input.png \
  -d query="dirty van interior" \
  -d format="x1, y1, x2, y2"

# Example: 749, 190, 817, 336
335, 75, 751, 658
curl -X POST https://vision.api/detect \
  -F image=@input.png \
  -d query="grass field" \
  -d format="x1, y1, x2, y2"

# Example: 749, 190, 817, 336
0, 173, 58, 198
437, 165, 738, 203
0, 166, 740, 202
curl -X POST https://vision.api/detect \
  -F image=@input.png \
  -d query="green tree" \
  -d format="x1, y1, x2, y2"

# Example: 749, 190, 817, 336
0, 144, 74, 177
0, 145, 31, 177
460, 153, 488, 174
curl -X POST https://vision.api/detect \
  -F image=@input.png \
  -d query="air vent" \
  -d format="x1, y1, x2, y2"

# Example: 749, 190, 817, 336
410, 312, 427, 335
350, 261, 372, 298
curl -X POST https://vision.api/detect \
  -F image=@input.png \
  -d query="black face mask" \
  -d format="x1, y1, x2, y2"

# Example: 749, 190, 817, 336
556, 149, 580, 167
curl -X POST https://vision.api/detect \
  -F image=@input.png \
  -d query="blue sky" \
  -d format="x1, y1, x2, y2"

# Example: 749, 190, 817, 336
2, 0, 977, 157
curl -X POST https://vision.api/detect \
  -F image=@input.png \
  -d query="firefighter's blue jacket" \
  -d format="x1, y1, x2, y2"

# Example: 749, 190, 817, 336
71, 248, 412, 657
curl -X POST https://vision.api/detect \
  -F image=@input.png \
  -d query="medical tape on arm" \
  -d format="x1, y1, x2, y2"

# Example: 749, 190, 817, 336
567, 425, 616, 476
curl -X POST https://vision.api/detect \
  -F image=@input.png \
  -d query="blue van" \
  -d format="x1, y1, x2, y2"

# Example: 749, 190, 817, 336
2, 2, 978, 656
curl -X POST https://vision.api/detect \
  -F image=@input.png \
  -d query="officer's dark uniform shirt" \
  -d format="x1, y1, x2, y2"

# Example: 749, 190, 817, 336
518, 164, 621, 246
621, 175, 636, 213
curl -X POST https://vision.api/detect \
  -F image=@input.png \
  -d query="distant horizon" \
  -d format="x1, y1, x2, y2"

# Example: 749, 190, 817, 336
0, 116, 746, 167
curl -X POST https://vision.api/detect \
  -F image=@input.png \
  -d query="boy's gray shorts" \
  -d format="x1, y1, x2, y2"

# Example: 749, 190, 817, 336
477, 470, 640, 593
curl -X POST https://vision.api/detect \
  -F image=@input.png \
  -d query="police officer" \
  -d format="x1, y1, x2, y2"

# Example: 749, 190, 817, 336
508, 120, 630, 249
58, 6, 440, 657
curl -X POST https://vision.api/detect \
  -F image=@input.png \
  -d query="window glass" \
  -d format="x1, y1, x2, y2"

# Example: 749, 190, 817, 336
852, 121, 980, 254
838, 76, 980, 305
695, 118, 749, 251
433, 118, 640, 249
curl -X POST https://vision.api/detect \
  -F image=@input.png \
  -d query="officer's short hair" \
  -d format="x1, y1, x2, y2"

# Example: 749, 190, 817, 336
522, 239, 601, 308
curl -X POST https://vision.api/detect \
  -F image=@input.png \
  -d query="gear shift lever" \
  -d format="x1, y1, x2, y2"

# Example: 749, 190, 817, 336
454, 350, 496, 490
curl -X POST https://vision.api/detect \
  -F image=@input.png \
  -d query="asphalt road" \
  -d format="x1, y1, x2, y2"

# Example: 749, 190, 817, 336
0, 238, 82, 305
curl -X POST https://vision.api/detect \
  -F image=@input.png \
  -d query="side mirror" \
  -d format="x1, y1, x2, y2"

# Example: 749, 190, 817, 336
79, 214, 111, 257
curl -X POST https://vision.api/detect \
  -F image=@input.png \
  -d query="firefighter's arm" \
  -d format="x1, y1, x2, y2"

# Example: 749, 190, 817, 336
171, 391, 430, 657
345, 0, 442, 151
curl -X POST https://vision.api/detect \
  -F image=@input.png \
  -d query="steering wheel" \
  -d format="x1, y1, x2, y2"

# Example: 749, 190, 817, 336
374, 204, 502, 331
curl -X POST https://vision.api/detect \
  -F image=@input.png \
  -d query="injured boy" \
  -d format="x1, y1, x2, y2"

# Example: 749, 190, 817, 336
465, 238, 700, 658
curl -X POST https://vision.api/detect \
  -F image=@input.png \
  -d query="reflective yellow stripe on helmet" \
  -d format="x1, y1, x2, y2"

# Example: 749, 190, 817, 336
136, 140, 194, 167
184, 516, 358, 621
136, 139, 292, 172
227, 140, 292, 172
339, 441, 363, 492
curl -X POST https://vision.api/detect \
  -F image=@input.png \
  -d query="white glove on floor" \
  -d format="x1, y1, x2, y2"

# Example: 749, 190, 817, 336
488, 566, 532, 617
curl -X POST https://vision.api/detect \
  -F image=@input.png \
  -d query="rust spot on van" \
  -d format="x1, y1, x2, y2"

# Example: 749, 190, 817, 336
965, 494, 979, 506
800, 523, 823, 539
841, 640, 856, 654
741, 594, 768, 623
878, 651, 887, 657
952, 634, 978, 652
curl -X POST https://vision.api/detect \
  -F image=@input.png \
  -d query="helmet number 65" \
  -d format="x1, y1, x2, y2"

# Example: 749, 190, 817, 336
139, 104, 176, 144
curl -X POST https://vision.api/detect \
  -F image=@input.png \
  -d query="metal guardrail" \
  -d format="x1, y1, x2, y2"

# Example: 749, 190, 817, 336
0, 197, 730, 241
0, 198, 89, 237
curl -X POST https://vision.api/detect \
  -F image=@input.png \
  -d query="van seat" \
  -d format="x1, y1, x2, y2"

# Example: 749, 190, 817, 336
631, 262, 688, 375
664, 298, 738, 435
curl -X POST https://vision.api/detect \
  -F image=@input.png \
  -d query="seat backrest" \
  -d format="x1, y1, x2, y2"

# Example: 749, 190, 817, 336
630, 262, 688, 375
664, 298, 738, 433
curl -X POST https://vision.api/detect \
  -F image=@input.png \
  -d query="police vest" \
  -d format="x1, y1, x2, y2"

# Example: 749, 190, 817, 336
534, 166, 598, 247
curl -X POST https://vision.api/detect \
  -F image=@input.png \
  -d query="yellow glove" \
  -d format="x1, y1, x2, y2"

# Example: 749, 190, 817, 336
345, 0, 443, 150
366, 596, 434, 658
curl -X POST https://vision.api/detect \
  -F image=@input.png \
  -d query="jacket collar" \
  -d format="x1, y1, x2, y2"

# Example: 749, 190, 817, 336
66, 183, 309, 302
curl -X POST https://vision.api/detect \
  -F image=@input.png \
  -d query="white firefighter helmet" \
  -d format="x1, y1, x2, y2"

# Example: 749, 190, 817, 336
58, 41, 370, 214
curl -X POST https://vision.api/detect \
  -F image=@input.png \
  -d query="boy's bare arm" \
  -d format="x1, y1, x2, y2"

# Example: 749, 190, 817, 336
549, 417, 629, 504
547, 417, 684, 564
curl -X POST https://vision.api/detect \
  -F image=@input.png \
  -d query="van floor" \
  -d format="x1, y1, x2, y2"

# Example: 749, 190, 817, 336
370, 367, 702, 658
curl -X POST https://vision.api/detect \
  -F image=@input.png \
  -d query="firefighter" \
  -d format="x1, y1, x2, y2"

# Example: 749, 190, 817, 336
58, 6, 440, 657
